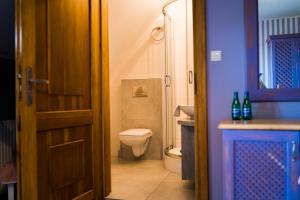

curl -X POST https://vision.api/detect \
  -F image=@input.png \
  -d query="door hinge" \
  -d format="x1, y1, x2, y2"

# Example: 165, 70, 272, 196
17, 115, 21, 132
194, 72, 197, 95
17, 64, 22, 100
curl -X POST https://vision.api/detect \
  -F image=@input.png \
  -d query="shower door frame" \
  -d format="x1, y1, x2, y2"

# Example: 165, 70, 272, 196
164, 11, 177, 156
102, 0, 209, 200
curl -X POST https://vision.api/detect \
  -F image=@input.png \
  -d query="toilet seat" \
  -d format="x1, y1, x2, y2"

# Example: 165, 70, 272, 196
119, 129, 153, 157
119, 129, 152, 136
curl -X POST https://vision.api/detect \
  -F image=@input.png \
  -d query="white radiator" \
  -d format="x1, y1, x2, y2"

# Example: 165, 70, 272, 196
0, 121, 16, 168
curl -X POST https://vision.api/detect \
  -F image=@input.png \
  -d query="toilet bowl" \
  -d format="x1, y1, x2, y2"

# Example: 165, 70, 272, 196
119, 129, 153, 157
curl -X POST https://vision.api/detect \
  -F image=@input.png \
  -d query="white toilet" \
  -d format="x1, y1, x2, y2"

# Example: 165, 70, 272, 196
119, 129, 153, 157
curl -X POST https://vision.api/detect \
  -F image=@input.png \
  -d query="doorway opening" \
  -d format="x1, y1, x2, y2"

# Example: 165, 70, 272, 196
0, 0, 17, 199
106, 0, 196, 199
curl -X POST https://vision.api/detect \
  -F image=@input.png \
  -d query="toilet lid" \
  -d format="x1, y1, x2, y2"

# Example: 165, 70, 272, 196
119, 129, 152, 136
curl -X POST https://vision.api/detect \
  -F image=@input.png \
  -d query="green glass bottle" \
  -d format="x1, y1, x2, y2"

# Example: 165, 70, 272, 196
242, 91, 252, 120
231, 92, 241, 120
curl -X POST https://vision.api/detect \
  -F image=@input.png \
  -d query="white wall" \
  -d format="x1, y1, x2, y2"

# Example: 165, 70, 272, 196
187, 0, 195, 105
108, 0, 165, 157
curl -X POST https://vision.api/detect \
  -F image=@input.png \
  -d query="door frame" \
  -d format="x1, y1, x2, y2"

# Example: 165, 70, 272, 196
192, 1, 209, 199
16, 0, 104, 199
101, 0, 209, 199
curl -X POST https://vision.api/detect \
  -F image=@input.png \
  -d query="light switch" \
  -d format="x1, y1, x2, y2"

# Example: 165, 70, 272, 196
210, 50, 222, 62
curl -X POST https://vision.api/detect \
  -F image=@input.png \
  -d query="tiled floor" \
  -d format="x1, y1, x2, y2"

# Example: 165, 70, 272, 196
106, 158, 195, 200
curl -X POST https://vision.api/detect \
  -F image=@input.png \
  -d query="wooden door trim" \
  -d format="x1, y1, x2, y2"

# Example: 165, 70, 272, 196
99, 0, 111, 196
16, 0, 38, 199
100, 0, 209, 199
193, 0, 209, 199
91, 0, 103, 199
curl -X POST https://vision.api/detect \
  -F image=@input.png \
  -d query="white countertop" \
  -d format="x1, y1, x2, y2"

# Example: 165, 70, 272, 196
178, 119, 195, 127
218, 119, 300, 130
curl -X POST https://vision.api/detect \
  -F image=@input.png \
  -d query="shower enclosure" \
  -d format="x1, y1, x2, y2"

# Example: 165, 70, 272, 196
162, 0, 194, 173
164, 8, 178, 158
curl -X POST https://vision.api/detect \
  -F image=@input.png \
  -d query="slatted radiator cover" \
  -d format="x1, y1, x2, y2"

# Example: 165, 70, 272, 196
0, 120, 16, 168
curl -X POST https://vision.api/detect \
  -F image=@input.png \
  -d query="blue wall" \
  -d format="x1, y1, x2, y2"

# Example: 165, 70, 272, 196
206, 0, 300, 199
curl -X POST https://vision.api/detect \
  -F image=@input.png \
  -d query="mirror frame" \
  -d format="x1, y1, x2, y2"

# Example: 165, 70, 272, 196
245, 0, 300, 102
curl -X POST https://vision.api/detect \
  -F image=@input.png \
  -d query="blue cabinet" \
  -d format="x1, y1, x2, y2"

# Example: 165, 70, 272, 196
181, 125, 194, 180
223, 130, 300, 200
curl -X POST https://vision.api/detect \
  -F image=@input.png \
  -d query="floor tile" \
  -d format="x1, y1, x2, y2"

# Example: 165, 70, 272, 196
107, 158, 195, 200
146, 173, 195, 200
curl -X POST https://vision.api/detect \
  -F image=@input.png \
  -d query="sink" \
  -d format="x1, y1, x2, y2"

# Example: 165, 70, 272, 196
181, 105, 194, 119
174, 105, 194, 119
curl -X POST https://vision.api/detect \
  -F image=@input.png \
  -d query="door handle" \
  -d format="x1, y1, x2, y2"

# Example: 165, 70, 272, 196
26, 67, 49, 106
292, 141, 297, 162
28, 79, 49, 84
165, 75, 171, 87
188, 70, 193, 84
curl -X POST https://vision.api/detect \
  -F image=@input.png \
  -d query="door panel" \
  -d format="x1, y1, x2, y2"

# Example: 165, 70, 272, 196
49, 139, 85, 189
36, 0, 93, 199
36, 0, 91, 112
47, 0, 89, 95
19, 0, 102, 199
37, 126, 93, 200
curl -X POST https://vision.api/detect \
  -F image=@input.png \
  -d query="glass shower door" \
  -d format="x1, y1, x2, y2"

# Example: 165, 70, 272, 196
165, 13, 175, 153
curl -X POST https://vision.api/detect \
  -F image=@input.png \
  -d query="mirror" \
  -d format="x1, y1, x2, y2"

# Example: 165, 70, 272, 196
245, 0, 300, 101
258, 0, 300, 89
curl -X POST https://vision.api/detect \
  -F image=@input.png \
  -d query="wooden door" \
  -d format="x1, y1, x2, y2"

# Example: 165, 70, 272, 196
17, 0, 106, 199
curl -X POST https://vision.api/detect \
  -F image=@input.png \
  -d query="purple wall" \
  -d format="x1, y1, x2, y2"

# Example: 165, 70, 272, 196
206, 0, 300, 199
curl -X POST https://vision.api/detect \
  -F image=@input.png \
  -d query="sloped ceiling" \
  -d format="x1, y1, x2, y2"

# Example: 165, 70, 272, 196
108, 0, 162, 60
